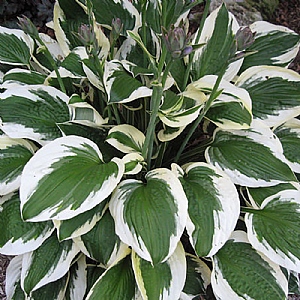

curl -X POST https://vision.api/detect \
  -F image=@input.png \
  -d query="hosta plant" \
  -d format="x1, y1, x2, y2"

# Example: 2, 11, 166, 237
1, 0, 300, 299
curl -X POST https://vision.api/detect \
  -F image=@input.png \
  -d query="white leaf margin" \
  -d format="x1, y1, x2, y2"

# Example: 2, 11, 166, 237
245, 189, 300, 273
132, 242, 186, 300
173, 162, 240, 257
109, 168, 188, 264
205, 119, 295, 187
20, 135, 124, 221
211, 230, 288, 300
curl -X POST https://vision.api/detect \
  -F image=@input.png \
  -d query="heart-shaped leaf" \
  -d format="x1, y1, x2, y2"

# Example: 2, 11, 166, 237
245, 189, 300, 272
20, 135, 124, 221
173, 162, 240, 257
212, 231, 288, 299
110, 168, 188, 264
0, 192, 54, 255
132, 242, 186, 300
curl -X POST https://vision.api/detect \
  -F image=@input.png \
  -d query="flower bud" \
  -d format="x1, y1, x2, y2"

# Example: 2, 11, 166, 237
112, 18, 123, 37
235, 26, 256, 51
162, 23, 192, 59
77, 24, 96, 47
17, 15, 39, 39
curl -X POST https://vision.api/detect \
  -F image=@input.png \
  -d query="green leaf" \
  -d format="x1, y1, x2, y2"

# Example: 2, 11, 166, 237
0, 85, 70, 145
69, 101, 108, 126
20, 135, 124, 221
3, 68, 46, 86
54, 200, 108, 241
0, 192, 54, 255
5, 255, 25, 300
245, 189, 300, 272
157, 125, 185, 142
132, 242, 186, 300
205, 121, 296, 187
288, 271, 300, 295
64, 255, 87, 300
0, 27, 34, 66
158, 95, 203, 128
187, 75, 252, 129
212, 231, 288, 299
275, 118, 300, 173
173, 162, 240, 257
30, 272, 69, 300
21, 234, 80, 294
60, 48, 86, 77
247, 183, 299, 207
92, 0, 140, 34
236, 66, 300, 127
110, 168, 188, 265
0, 135, 34, 194
191, 4, 239, 81
104, 61, 152, 103
240, 21, 300, 72
86, 254, 136, 300
57, 122, 122, 162
106, 124, 145, 154
76, 209, 129, 267
54, 0, 88, 54
182, 253, 211, 298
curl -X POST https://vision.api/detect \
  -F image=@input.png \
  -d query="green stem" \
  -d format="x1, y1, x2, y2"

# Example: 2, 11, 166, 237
142, 84, 163, 169
182, 0, 211, 88
174, 62, 227, 163
142, 45, 170, 169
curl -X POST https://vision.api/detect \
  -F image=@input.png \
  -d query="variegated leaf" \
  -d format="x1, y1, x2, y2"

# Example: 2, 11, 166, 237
69, 101, 108, 126
57, 122, 122, 163
86, 253, 136, 300
236, 66, 300, 127
20, 135, 124, 221
30, 273, 69, 300
53, 0, 88, 55
75, 209, 129, 268
0, 192, 54, 255
122, 153, 144, 175
92, 0, 141, 35
181, 254, 211, 299
0, 26, 34, 66
241, 21, 300, 72
64, 255, 87, 300
172, 163, 239, 257
53, 200, 108, 241
106, 124, 145, 154
21, 234, 80, 294
109, 168, 188, 264
245, 189, 300, 272
288, 270, 300, 295
132, 242, 186, 300
0, 135, 35, 195
274, 118, 300, 173
158, 95, 203, 128
2, 68, 46, 86
5, 255, 24, 300
0, 85, 70, 145
205, 120, 296, 187
246, 182, 299, 208
191, 4, 242, 82
104, 60, 152, 104
212, 231, 288, 299
187, 75, 252, 129
157, 125, 185, 142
